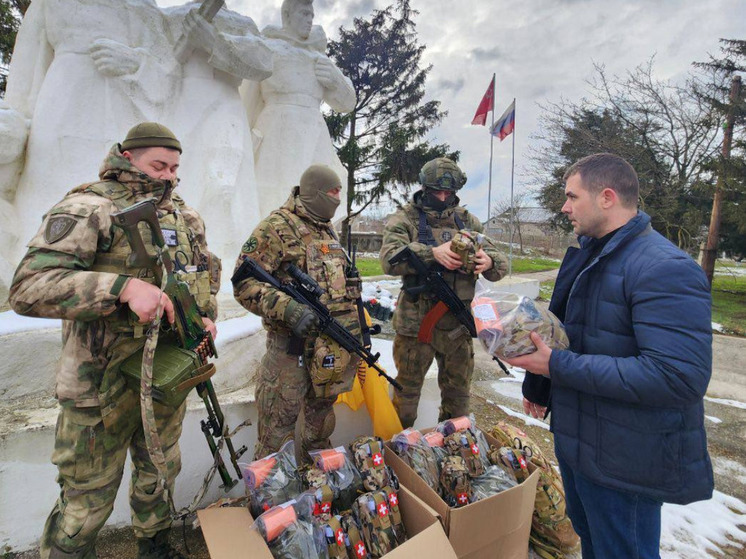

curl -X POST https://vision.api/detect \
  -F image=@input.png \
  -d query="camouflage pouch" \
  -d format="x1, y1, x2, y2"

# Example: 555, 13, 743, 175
340, 512, 368, 559
444, 430, 486, 477
381, 486, 407, 545
310, 447, 364, 512
450, 229, 484, 274
489, 446, 531, 483
349, 436, 398, 492
391, 429, 440, 493
439, 456, 472, 508
244, 440, 303, 518
310, 335, 357, 398
489, 422, 580, 557
296, 484, 337, 521
352, 491, 399, 558
320, 515, 348, 559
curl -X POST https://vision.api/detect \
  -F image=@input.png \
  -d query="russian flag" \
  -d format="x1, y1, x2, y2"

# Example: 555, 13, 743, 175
490, 100, 515, 141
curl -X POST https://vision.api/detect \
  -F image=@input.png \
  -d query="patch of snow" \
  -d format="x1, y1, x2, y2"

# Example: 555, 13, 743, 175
214, 313, 263, 348
362, 281, 396, 310
704, 396, 746, 410
0, 310, 61, 335
497, 404, 550, 430
661, 491, 746, 558
713, 458, 746, 486
705, 415, 723, 424
711, 322, 725, 333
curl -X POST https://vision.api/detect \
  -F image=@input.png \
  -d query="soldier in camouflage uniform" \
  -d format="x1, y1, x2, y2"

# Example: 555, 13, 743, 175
380, 157, 507, 428
234, 164, 362, 461
8, 123, 220, 559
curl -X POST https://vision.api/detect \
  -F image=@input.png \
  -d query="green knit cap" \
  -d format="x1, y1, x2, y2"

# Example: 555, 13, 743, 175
121, 122, 182, 153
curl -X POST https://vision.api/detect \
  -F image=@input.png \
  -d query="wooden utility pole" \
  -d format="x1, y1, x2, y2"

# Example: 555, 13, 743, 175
701, 75, 742, 285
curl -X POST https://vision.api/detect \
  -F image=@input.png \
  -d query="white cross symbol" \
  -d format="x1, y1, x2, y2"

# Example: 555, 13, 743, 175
372, 453, 383, 466
458, 493, 468, 504
389, 494, 398, 507
336, 530, 345, 545
471, 443, 480, 455
357, 542, 366, 557
378, 502, 388, 516
321, 502, 331, 513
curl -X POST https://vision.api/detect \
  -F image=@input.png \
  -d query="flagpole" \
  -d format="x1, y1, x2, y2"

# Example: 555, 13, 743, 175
486, 73, 496, 222
508, 97, 516, 277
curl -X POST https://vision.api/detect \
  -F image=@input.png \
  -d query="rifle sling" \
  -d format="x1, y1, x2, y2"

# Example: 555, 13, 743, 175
174, 362, 217, 392
418, 301, 449, 343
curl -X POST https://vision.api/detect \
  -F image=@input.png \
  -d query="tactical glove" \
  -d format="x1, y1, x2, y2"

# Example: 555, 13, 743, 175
284, 300, 319, 338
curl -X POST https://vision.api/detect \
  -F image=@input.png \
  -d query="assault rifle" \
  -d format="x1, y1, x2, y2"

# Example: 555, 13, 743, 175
231, 256, 403, 391
388, 245, 511, 376
112, 198, 247, 490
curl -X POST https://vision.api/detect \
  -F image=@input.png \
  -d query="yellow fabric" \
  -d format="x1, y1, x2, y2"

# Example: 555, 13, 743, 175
336, 309, 403, 439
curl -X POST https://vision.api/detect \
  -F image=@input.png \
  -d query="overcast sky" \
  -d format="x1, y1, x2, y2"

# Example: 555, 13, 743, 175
159, 0, 745, 221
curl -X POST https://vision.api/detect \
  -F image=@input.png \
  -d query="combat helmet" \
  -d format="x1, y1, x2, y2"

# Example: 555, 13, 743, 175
121, 122, 182, 153
419, 157, 467, 191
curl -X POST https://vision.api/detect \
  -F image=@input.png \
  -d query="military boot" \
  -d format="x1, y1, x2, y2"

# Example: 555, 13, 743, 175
136, 530, 186, 559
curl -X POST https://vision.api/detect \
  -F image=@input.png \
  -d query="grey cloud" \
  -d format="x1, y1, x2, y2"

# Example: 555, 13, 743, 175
435, 77, 466, 95
470, 46, 503, 63
342, 0, 377, 19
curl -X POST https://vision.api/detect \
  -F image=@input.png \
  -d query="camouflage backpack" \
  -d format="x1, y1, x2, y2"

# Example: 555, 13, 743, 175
349, 436, 398, 492
391, 429, 440, 493
489, 422, 580, 559
340, 511, 369, 559
352, 489, 402, 558
444, 430, 486, 477
439, 456, 472, 508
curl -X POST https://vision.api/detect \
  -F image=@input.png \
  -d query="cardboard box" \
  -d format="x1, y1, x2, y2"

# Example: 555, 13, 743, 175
385, 431, 540, 559
198, 485, 458, 559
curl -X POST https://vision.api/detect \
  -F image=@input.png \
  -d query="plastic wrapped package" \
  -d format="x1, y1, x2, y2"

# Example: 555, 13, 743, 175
437, 415, 491, 474
352, 487, 406, 557
243, 440, 303, 518
471, 281, 569, 359
310, 446, 364, 512
422, 430, 449, 464
295, 484, 338, 522
252, 501, 329, 559
349, 435, 398, 491
391, 428, 440, 493
471, 465, 518, 502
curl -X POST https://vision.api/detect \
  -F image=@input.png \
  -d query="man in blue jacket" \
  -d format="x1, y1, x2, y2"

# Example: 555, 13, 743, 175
506, 153, 713, 558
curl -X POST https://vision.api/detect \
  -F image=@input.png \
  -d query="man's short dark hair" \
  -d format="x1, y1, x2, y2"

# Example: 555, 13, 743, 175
563, 153, 639, 208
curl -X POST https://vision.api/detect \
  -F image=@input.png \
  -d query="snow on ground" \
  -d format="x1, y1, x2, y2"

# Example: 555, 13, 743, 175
661, 491, 746, 558
0, 310, 61, 335
704, 396, 746, 410
714, 266, 746, 278
705, 415, 723, 424
712, 322, 726, 333
496, 404, 551, 431
214, 313, 263, 348
713, 458, 746, 486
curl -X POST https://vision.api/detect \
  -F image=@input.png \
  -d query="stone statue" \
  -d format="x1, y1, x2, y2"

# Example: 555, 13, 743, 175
162, 1, 273, 262
2, 0, 179, 269
242, 0, 356, 218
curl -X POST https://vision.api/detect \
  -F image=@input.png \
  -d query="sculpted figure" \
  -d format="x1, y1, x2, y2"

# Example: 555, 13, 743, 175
2, 0, 179, 266
243, 0, 356, 218
163, 1, 273, 260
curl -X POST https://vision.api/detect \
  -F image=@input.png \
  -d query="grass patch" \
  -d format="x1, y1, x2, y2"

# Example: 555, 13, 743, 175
712, 272, 746, 337
538, 280, 556, 302
357, 257, 384, 277
509, 256, 561, 274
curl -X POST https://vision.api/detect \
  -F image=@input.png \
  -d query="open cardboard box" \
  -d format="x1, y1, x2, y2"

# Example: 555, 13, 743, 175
385, 430, 540, 559
198, 485, 458, 559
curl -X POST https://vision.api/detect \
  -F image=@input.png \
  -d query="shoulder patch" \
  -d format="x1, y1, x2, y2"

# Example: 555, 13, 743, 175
242, 236, 258, 253
44, 216, 78, 244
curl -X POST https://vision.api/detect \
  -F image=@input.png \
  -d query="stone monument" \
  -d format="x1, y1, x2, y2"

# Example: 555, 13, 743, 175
242, 0, 356, 218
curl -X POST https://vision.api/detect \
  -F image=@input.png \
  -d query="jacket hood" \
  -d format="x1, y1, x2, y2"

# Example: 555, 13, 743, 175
98, 144, 177, 202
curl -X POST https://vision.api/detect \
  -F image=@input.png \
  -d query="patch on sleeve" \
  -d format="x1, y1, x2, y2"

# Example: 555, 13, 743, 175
44, 216, 78, 244
242, 236, 258, 253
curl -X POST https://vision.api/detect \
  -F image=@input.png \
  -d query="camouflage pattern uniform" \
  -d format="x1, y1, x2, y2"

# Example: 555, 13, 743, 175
9, 145, 219, 559
234, 187, 362, 460
380, 189, 507, 428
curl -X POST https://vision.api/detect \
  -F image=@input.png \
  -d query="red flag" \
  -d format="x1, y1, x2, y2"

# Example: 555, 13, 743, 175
471, 77, 495, 125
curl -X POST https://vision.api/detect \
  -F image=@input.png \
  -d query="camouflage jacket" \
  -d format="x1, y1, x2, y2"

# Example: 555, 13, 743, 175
234, 188, 360, 335
8, 145, 219, 411
380, 191, 507, 337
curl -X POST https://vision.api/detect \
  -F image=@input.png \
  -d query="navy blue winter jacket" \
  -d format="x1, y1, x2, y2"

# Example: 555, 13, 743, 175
527, 211, 713, 504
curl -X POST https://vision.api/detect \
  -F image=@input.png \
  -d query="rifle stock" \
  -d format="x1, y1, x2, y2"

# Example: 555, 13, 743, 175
112, 198, 247, 489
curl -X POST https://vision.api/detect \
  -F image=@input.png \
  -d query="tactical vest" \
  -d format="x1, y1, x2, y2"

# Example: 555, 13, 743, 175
276, 208, 363, 396
77, 180, 211, 422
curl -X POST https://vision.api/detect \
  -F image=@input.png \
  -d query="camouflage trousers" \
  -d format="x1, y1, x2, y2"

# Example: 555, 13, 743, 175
40, 392, 186, 559
392, 330, 474, 428
254, 331, 336, 461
